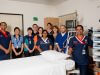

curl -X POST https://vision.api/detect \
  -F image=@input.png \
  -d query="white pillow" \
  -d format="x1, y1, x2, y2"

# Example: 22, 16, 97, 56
40, 50, 70, 61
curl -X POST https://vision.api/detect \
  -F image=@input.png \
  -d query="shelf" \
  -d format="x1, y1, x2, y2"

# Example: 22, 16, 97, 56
93, 47, 100, 49
94, 59, 100, 62
93, 52, 100, 56
93, 34, 100, 37
93, 31, 100, 62
93, 41, 100, 43
93, 56, 100, 62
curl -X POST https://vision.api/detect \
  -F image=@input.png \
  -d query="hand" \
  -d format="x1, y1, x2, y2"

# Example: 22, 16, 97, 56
15, 52, 19, 56
31, 49, 34, 53
58, 48, 62, 52
29, 49, 33, 53
68, 49, 73, 55
18, 51, 22, 55
5, 50, 10, 54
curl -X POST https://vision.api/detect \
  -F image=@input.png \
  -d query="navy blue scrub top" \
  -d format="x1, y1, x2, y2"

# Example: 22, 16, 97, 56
56, 33, 68, 53
24, 35, 34, 52
68, 36, 93, 65
36, 38, 53, 51
0, 31, 11, 49
0, 31, 11, 56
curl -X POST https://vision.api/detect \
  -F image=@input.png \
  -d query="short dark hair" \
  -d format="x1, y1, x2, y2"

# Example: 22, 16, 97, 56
1, 22, 7, 26
27, 27, 33, 31
47, 23, 52, 26
42, 30, 48, 34
75, 25, 84, 30
60, 25, 67, 28
32, 24, 38, 27
14, 27, 20, 32
38, 27, 43, 30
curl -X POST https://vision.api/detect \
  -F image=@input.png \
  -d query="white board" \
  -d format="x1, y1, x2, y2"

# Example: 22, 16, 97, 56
0, 13, 23, 35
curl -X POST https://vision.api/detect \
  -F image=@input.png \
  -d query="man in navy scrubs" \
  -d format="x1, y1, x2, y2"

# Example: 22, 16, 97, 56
68, 25, 93, 75
55, 25, 68, 53
0, 22, 11, 60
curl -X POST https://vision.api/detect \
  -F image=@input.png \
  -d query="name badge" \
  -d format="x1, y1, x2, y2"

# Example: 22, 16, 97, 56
82, 49, 86, 55
82, 45, 86, 55
17, 46, 18, 49
29, 41, 31, 44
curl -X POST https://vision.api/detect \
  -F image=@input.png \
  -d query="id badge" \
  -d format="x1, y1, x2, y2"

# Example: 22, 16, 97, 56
82, 49, 86, 55
29, 41, 31, 44
82, 45, 86, 55
17, 46, 18, 49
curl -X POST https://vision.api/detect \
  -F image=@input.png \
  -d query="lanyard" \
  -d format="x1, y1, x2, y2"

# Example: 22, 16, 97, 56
15, 36, 21, 47
28, 36, 33, 44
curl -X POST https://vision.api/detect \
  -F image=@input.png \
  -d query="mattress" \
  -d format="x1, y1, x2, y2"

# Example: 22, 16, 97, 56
0, 55, 74, 75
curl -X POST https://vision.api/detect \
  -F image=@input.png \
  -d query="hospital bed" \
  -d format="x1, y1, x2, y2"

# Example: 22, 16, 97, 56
0, 51, 75, 75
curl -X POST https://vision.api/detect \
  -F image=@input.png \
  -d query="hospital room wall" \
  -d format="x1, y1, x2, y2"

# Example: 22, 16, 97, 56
0, 0, 100, 34
0, 0, 57, 35
55, 0, 100, 31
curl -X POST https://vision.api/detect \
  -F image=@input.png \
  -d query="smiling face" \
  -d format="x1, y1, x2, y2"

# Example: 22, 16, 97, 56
60, 25, 66, 33
28, 30, 32, 35
47, 23, 52, 30
1, 22, 7, 31
32, 24, 38, 32
75, 25, 84, 35
14, 29, 20, 35
38, 28, 43, 34
42, 30, 48, 38
53, 27, 58, 33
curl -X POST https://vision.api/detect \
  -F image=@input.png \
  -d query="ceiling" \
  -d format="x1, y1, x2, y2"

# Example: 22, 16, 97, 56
11, 0, 67, 5
9, 0, 100, 6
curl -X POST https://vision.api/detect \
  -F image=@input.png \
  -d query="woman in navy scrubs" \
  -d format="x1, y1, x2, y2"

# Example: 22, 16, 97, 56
24, 27, 35, 57
37, 30, 53, 52
0, 22, 11, 60
11, 27, 23, 58
68, 25, 93, 75
55, 25, 68, 53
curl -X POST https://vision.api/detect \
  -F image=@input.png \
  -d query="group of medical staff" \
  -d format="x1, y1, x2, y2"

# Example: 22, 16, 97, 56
0, 22, 93, 75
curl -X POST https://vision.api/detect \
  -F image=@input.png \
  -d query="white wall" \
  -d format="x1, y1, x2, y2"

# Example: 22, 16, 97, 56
0, 0, 57, 34
0, 0, 100, 34
55, 0, 100, 30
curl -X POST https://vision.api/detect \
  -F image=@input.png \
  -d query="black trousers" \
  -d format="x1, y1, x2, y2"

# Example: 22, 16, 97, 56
24, 49, 40, 57
33, 49, 40, 56
24, 51, 34, 57
12, 48, 23, 59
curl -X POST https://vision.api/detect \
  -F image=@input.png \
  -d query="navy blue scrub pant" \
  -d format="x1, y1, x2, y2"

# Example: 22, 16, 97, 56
78, 65, 88, 75
0, 50, 10, 61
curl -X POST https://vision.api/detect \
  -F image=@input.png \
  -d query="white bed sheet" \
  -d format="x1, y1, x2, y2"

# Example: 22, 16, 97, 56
0, 55, 66, 75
